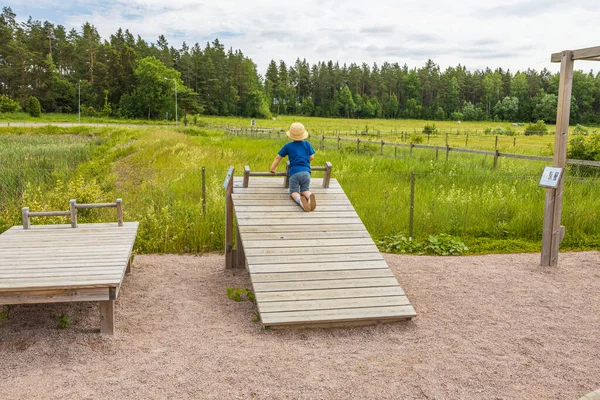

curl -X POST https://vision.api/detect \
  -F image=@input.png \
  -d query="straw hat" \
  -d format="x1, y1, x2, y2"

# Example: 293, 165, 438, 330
286, 122, 309, 141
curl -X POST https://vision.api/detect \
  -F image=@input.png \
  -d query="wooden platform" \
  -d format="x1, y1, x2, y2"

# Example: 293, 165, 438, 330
231, 177, 416, 328
0, 222, 138, 334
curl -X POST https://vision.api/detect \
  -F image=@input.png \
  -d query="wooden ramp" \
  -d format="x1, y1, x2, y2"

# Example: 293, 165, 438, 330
228, 175, 416, 328
0, 201, 138, 335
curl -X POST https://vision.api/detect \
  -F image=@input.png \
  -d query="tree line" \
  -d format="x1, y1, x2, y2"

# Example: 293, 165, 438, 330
1, 7, 599, 124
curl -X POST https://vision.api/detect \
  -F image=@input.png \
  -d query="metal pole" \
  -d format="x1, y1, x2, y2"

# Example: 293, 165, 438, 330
78, 80, 81, 123
409, 171, 415, 238
202, 166, 206, 216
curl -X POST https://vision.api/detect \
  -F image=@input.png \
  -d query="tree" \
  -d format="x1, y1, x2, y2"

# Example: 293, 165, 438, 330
533, 93, 557, 123
338, 86, 355, 118
26, 96, 41, 116
493, 96, 519, 121
246, 90, 272, 119
300, 96, 314, 116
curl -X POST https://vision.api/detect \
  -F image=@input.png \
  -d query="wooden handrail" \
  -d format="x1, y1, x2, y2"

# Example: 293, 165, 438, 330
242, 162, 333, 188
22, 199, 124, 229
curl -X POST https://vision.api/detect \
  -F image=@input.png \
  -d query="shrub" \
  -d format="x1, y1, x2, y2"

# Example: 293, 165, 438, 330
568, 133, 600, 161
411, 134, 424, 144
0, 95, 19, 113
26, 96, 41, 117
524, 120, 547, 136
573, 124, 590, 135
378, 233, 468, 256
422, 123, 437, 135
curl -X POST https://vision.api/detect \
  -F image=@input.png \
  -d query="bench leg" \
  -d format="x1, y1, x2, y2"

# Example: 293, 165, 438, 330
100, 300, 114, 335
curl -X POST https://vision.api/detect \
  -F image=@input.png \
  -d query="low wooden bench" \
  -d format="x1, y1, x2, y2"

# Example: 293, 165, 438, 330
0, 199, 138, 334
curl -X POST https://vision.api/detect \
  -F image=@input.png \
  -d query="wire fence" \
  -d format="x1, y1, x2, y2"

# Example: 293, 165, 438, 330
2, 165, 599, 253
225, 127, 600, 175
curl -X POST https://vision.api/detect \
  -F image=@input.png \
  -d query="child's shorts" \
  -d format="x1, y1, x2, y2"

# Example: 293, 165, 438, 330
289, 171, 311, 194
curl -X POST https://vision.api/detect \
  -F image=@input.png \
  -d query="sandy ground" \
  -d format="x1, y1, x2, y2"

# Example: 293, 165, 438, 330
1, 252, 599, 399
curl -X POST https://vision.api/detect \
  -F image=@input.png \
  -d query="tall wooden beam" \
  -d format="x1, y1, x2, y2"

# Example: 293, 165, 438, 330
223, 167, 235, 269
551, 46, 600, 62
541, 51, 574, 266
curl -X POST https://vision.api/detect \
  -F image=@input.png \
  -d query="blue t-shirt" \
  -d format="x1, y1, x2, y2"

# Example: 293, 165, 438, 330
278, 141, 315, 176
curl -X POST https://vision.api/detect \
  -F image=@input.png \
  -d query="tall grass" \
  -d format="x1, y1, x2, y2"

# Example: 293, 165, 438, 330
0, 125, 598, 254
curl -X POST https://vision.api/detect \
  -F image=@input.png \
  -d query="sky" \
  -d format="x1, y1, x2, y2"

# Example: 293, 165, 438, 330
6, 0, 600, 75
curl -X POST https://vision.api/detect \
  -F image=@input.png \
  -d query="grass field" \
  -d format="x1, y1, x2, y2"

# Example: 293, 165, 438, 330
0, 121, 598, 254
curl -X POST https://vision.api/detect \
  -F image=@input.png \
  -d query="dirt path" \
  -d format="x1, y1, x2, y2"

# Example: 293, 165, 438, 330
1, 252, 599, 399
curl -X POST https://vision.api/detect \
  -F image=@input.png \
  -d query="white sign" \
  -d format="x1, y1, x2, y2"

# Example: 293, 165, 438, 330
539, 166, 563, 188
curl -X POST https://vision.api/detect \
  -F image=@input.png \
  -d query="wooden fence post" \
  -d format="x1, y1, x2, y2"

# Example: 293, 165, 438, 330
394, 145, 397, 159
446, 145, 450, 161
337, 134, 341, 150
69, 199, 77, 228
320, 134, 325, 150
356, 138, 360, 153
380, 140, 384, 155
493, 150, 499, 169
465, 133, 469, 147
223, 167, 235, 269
410, 143, 414, 157
495, 135, 499, 150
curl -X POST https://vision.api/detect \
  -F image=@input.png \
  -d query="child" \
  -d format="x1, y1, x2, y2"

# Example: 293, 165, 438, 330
270, 122, 317, 212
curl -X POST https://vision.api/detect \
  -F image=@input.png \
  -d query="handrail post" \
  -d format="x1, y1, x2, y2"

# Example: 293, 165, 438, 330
243, 166, 250, 188
116, 198, 123, 227
223, 167, 235, 269
323, 162, 332, 188
22, 207, 30, 229
69, 199, 78, 228
284, 161, 290, 188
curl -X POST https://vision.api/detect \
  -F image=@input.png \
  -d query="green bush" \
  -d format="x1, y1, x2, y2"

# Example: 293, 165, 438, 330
573, 124, 590, 135
26, 96, 41, 117
524, 120, 547, 136
422, 123, 437, 135
378, 233, 468, 256
0, 95, 19, 113
568, 133, 600, 161
411, 134, 424, 144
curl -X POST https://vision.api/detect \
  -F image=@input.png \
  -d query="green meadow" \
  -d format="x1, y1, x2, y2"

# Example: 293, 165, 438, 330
0, 122, 598, 254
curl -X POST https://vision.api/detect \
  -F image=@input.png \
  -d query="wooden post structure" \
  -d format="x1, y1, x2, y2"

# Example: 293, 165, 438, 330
21, 207, 30, 229
69, 199, 77, 227
116, 199, 123, 227
323, 162, 332, 188
542, 46, 600, 266
243, 166, 250, 188
99, 300, 114, 335
284, 161, 290, 188
223, 167, 235, 269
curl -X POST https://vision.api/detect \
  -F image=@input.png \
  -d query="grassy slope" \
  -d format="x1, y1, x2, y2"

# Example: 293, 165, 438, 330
1, 124, 598, 254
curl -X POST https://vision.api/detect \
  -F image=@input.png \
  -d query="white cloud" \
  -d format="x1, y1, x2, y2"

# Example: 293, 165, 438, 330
8, 0, 600, 74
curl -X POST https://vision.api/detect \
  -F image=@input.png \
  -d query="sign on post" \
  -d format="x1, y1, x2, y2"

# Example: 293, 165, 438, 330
539, 166, 563, 188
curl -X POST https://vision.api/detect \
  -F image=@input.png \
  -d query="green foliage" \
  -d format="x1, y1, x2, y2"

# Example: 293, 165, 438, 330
493, 96, 519, 121
246, 90, 272, 119
26, 96, 41, 117
411, 134, 424, 144
573, 124, 591, 135
422, 123, 437, 135
568, 133, 600, 161
57, 313, 71, 329
227, 287, 256, 303
524, 120, 548, 136
378, 233, 468, 255
0, 95, 19, 113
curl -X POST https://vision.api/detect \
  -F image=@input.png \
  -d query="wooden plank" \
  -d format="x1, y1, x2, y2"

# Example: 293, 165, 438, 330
232, 193, 349, 200
258, 295, 410, 313
237, 218, 362, 226
234, 188, 344, 194
253, 277, 400, 293
0, 268, 125, 278
233, 199, 352, 206
234, 205, 355, 212
551, 46, 600, 62
0, 259, 127, 267
239, 224, 366, 233
236, 211, 358, 219
0, 262, 125, 270
0, 287, 110, 305
261, 305, 416, 325
246, 252, 383, 265
249, 260, 389, 273
256, 286, 406, 302
251, 268, 393, 283
242, 237, 374, 249
240, 230, 372, 241
244, 245, 379, 257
